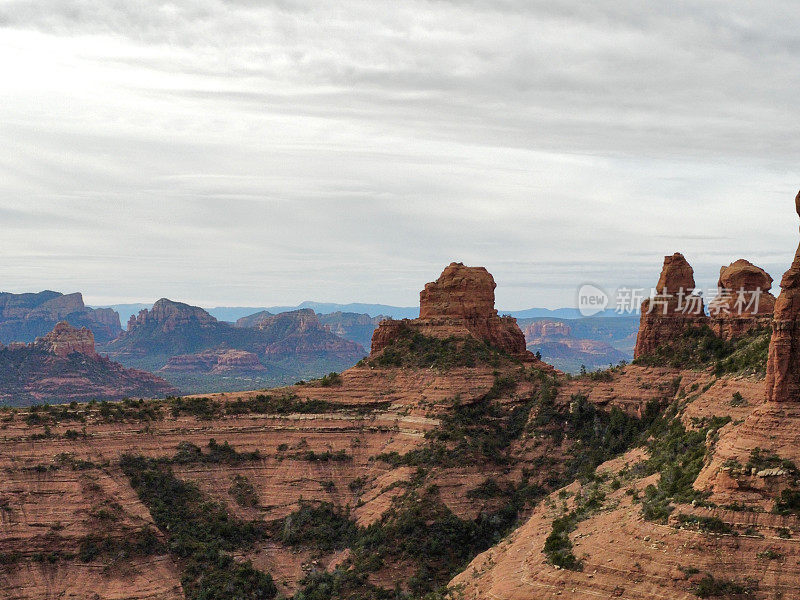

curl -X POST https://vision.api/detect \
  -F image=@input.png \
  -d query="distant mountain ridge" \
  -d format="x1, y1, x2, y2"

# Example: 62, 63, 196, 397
1, 291, 121, 344
101, 299, 366, 394
93, 301, 634, 324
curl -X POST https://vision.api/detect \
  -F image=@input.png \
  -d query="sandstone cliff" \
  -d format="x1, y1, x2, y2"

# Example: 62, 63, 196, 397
635, 254, 775, 359
708, 259, 776, 339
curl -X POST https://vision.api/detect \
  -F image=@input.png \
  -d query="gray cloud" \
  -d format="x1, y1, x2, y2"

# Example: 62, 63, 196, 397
0, 1, 798, 308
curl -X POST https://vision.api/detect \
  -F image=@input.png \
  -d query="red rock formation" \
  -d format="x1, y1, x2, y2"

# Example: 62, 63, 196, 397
708, 259, 775, 338
371, 263, 534, 360
419, 264, 496, 320
765, 191, 800, 403
33, 321, 97, 358
634, 253, 707, 358
127, 298, 217, 333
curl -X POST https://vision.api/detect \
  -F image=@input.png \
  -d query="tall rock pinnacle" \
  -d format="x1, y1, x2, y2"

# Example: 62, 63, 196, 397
765, 191, 800, 403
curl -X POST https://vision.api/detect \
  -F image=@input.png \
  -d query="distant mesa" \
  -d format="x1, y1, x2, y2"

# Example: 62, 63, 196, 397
126, 298, 217, 333
234, 310, 273, 328
523, 320, 629, 372
371, 262, 538, 362
0, 291, 121, 344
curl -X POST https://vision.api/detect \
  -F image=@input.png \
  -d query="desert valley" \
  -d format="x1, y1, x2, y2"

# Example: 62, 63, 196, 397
0, 193, 799, 599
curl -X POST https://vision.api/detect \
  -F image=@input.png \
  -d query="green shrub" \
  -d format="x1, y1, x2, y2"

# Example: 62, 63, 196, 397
693, 573, 756, 598
228, 475, 259, 508
319, 372, 342, 387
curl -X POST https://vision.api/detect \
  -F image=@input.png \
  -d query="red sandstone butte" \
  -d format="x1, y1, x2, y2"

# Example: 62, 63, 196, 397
633, 253, 707, 358
371, 262, 535, 361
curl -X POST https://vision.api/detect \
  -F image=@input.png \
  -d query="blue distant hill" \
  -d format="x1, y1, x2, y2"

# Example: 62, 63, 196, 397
93, 301, 635, 325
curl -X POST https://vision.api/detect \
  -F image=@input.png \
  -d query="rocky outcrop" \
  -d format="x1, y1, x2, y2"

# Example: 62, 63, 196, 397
161, 349, 267, 374
708, 259, 775, 339
0, 291, 122, 343
765, 192, 800, 403
33, 321, 97, 358
634, 253, 707, 358
371, 263, 534, 360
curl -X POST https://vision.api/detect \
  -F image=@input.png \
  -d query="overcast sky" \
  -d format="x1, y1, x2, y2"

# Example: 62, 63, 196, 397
1, 1, 799, 309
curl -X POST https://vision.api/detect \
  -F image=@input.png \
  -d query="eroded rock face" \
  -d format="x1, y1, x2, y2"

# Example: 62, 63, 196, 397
634, 253, 707, 358
371, 263, 532, 359
765, 191, 800, 403
34, 321, 97, 358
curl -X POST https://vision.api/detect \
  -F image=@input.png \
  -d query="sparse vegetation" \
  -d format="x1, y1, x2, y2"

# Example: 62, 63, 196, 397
319, 371, 343, 387
120, 454, 275, 600
637, 412, 729, 523
367, 328, 506, 370
171, 438, 262, 464
693, 573, 757, 598
634, 326, 770, 376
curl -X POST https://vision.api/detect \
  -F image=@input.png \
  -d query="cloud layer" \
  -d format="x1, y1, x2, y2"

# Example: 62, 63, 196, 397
1, 1, 798, 308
